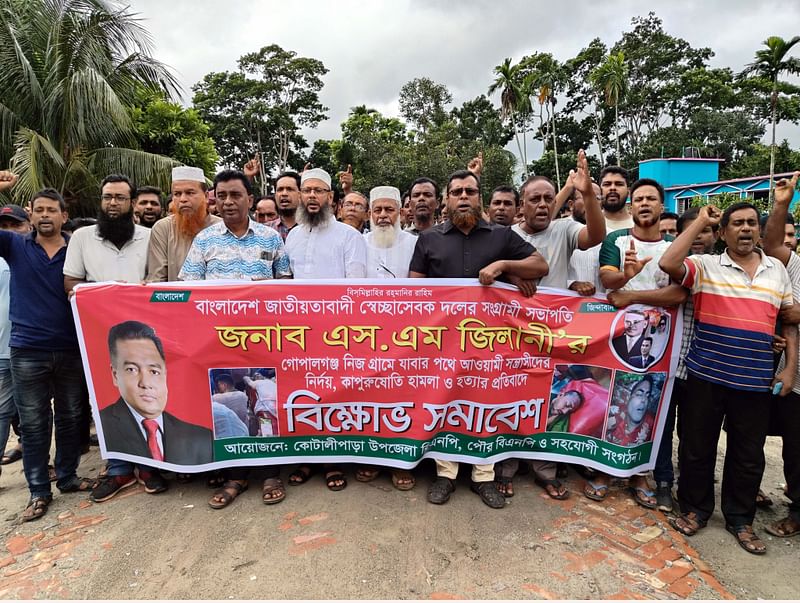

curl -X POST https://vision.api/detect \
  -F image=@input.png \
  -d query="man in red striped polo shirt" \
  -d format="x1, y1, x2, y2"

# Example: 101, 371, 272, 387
659, 203, 798, 555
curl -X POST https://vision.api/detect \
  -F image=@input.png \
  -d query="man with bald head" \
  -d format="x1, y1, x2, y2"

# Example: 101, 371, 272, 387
147, 166, 221, 282
340, 192, 369, 233
255, 197, 278, 224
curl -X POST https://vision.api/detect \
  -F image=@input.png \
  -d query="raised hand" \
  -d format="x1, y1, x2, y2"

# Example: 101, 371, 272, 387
0, 171, 18, 193
774, 171, 799, 206
623, 238, 651, 283
243, 154, 261, 179
572, 149, 592, 194
467, 151, 484, 177
699, 204, 722, 227
339, 164, 353, 193
301, 162, 312, 173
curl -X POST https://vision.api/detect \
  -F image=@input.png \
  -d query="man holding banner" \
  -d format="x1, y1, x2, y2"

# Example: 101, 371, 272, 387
409, 168, 549, 509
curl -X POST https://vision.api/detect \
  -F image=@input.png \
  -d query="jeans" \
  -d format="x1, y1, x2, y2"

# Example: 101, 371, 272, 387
10, 348, 85, 499
0, 359, 16, 460
653, 377, 686, 486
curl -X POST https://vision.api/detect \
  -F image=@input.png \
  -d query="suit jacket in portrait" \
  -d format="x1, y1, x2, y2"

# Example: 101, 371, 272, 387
612, 333, 645, 362
100, 398, 213, 465
628, 354, 656, 369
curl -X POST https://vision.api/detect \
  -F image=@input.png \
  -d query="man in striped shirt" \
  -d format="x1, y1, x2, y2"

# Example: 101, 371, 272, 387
659, 203, 797, 555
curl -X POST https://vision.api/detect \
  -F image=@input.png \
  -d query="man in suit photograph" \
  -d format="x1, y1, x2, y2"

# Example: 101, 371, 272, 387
612, 309, 648, 363
629, 337, 656, 369
99, 320, 213, 466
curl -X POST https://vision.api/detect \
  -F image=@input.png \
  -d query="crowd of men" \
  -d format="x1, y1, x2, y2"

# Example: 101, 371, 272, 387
0, 152, 798, 557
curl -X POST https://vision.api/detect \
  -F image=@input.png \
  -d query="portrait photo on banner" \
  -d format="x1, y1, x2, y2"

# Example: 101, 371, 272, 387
101, 320, 214, 465
608, 304, 671, 371
546, 364, 612, 440
209, 367, 280, 439
604, 371, 666, 448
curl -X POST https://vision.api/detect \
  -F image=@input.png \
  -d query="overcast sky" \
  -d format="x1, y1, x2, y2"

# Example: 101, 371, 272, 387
129, 0, 800, 164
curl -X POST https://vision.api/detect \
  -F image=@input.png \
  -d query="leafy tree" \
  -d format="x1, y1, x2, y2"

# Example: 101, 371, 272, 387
724, 141, 800, 180
130, 89, 218, 177
398, 77, 453, 135
528, 151, 601, 186
489, 58, 531, 175
193, 44, 328, 178
0, 0, 180, 211
739, 35, 800, 204
591, 52, 628, 163
450, 95, 513, 148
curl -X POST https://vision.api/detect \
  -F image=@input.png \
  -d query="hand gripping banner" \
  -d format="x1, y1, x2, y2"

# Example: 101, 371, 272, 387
72, 279, 681, 477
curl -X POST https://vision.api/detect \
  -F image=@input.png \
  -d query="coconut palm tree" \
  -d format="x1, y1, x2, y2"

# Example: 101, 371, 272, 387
523, 53, 565, 188
740, 35, 800, 205
0, 0, 181, 210
489, 58, 529, 176
591, 52, 628, 165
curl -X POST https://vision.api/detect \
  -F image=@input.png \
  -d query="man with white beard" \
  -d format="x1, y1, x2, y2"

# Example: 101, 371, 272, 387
363, 186, 417, 279
356, 186, 417, 490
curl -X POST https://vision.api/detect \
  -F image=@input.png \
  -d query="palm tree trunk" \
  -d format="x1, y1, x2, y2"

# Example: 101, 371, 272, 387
594, 108, 605, 166
615, 103, 621, 165
511, 109, 527, 178
551, 101, 560, 188
769, 86, 778, 207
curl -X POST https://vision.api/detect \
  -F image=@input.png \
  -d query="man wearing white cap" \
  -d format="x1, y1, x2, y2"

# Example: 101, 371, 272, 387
284, 168, 367, 279
364, 186, 417, 279
146, 166, 221, 282
285, 168, 366, 491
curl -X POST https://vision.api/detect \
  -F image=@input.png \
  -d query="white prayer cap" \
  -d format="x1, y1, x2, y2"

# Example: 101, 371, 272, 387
300, 168, 331, 187
171, 166, 205, 182
370, 186, 401, 205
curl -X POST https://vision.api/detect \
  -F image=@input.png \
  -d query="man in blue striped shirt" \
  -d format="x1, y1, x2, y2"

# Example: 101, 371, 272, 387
179, 169, 291, 511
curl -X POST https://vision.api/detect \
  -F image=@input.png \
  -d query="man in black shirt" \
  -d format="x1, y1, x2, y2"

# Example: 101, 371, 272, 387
409, 169, 548, 508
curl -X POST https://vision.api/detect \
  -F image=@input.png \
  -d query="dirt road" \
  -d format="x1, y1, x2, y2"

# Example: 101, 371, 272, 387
0, 433, 794, 599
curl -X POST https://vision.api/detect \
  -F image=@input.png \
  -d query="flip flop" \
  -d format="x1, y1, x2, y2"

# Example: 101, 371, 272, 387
583, 479, 609, 501
628, 486, 658, 509
390, 469, 415, 491
535, 477, 570, 500
325, 471, 347, 491
0, 448, 22, 465
288, 465, 315, 486
208, 480, 248, 510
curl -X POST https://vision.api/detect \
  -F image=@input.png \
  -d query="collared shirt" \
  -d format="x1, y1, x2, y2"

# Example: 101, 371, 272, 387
146, 213, 221, 282
0, 230, 77, 350
364, 229, 417, 278
512, 219, 583, 288
405, 224, 428, 237
124, 399, 164, 452
599, 229, 674, 290
681, 249, 792, 391
409, 219, 535, 278
265, 217, 297, 242
285, 217, 367, 279
63, 224, 150, 283
179, 218, 291, 281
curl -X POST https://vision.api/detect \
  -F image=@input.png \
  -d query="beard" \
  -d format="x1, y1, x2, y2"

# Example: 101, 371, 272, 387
277, 205, 296, 218
633, 214, 658, 228
450, 205, 481, 231
602, 195, 626, 213
97, 207, 135, 248
370, 219, 401, 248
297, 202, 333, 229
172, 202, 208, 239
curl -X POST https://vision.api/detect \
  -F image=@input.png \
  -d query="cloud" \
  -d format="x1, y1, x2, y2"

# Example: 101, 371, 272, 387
130, 0, 800, 157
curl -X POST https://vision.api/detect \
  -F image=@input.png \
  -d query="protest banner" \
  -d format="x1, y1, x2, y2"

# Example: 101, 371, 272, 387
72, 279, 681, 477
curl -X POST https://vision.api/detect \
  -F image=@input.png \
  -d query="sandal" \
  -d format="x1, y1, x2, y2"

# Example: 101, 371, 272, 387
355, 466, 381, 483
206, 471, 225, 489
755, 489, 773, 508
496, 476, 514, 498
628, 485, 658, 509
58, 476, 96, 493
428, 477, 455, 504
1, 447, 22, 465
390, 469, 415, 491
262, 477, 286, 505
22, 496, 52, 522
535, 477, 569, 500
208, 480, 248, 510
726, 524, 766, 555
471, 481, 506, 509
765, 516, 800, 538
288, 465, 315, 486
325, 471, 347, 491
583, 479, 609, 501
669, 512, 707, 536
